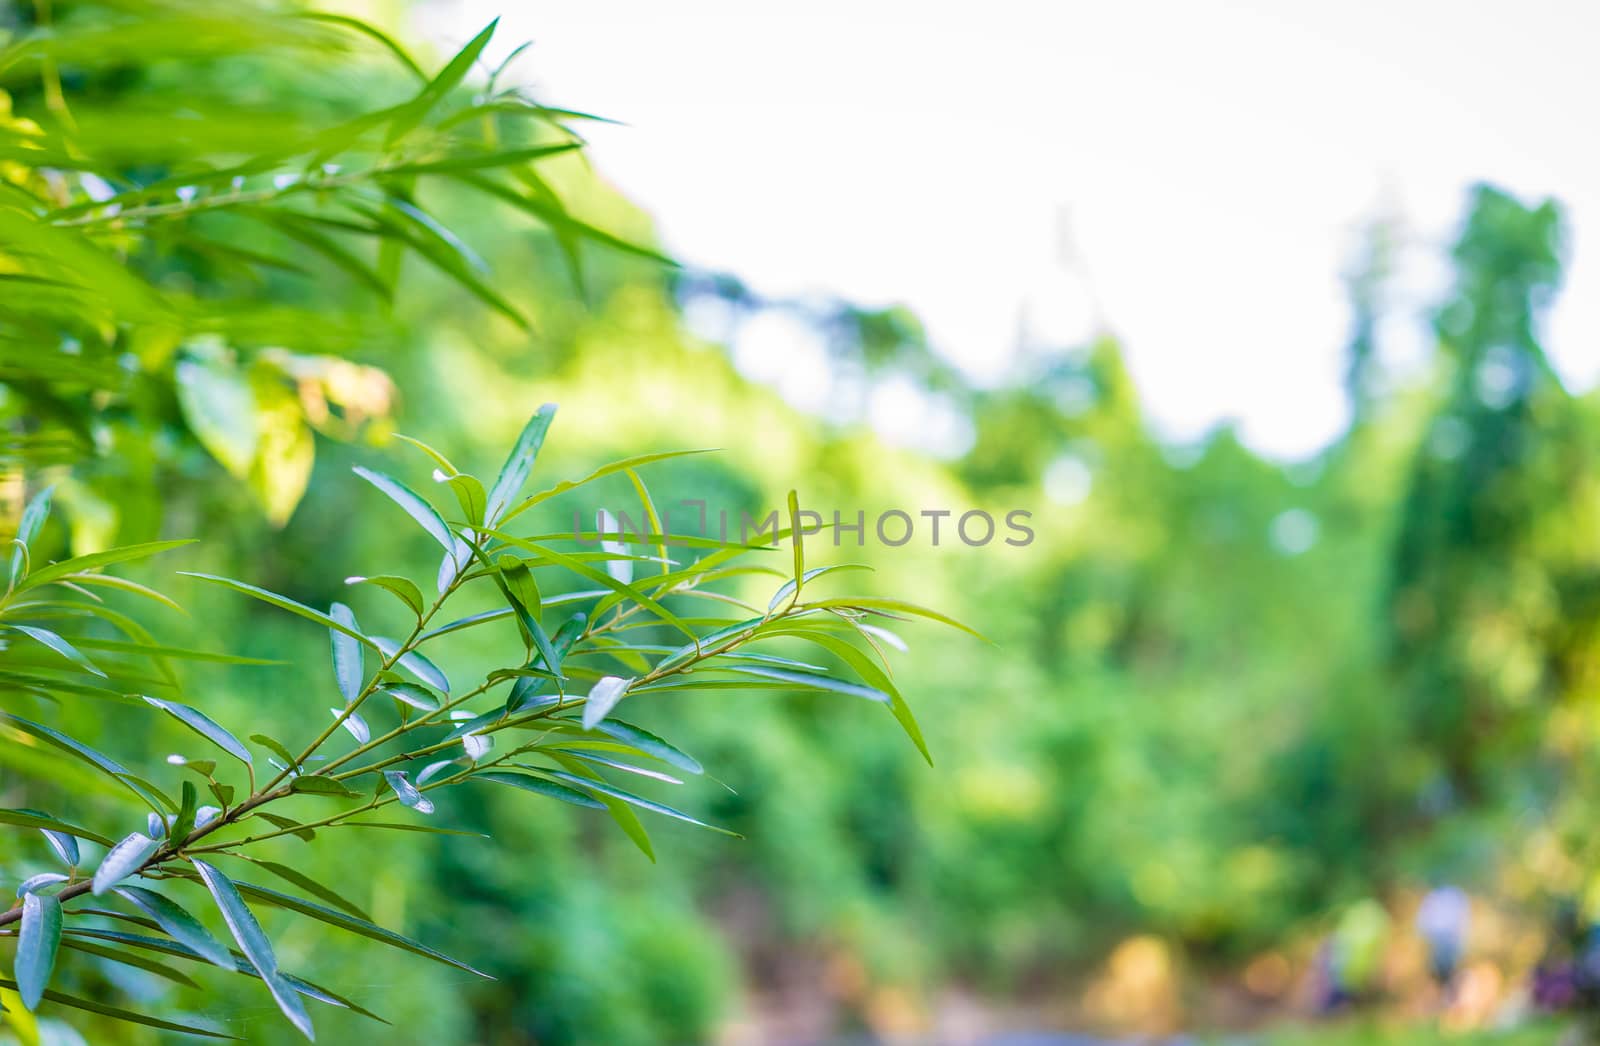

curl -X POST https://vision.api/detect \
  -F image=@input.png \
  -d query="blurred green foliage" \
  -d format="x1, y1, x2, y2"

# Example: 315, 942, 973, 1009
4, 1, 1600, 1043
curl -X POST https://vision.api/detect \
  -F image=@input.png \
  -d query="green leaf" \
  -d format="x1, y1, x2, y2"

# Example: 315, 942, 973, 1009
8, 484, 52, 584
435, 470, 487, 525
382, 681, 441, 711
171, 779, 200, 841
475, 770, 604, 809
73, 638, 280, 665
6, 624, 106, 677
372, 637, 451, 692
177, 872, 491, 977
92, 832, 161, 895
549, 754, 654, 861
289, 776, 361, 799
0, 807, 113, 847
499, 540, 698, 644
59, 936, 200, 988
329, 602, 363, 704
390, 434, 460, 475
581, 675, 632, 730
382, 770, 435, 815
194, 859, 314, 1041
762, 626, 931, 765
46, 573, 184, 616
484, 404, 557, 524
717, 664, 889, 703
497, 450, 716, 526
386, 18, 499, 145
767, 564, 873, 614
256, 812, 316, 841
303, 11, 425, 80
590, 719, 704, 776
143, 697, 252, 766
351, 466, 455, 553
1, 714, 170, 813
246, 861, 372, 921
250, 734, 300, 770
115, 886, 234, 968
180, 573, 381, 650
533, 769, 739, 836
18, 540, 195, 592
16, 891, 62, 1009
0, 975, 235, 1038
381, 143, 582, 176
787, 490, 805, 593
41, 825, 79, 866
345, 575, 425, 617
806, 597, 988, 640
337, 821, 485, 837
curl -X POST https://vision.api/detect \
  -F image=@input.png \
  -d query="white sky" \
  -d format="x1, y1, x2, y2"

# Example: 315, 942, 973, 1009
431, 0, 1600, 459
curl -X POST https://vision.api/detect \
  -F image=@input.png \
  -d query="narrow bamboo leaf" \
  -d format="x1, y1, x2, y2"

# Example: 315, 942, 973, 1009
338, 821, 485, 837
289, 776, 361, 799
582, 675, 633, 730
74, 638, 280, 665
7, 625, 106, 677
178, 873, 491, 977
767, 564, 873, 614
303, 11, 426, 80
553, 755, 654, 861
508, 542, 697, 643
381, 143, 581, 176
345, 575, 425, 617
247, 861, 372, 921
534, 769, 739, 836
351, 467, 454, 552
256, 812, 316, 841
332, 708, 370, 744
51, 573, 187, 614
761, 626, 931, 765
329, 603, 363, 704
386, 18, 499, 144
382, 682, 440, 711
19, 540, 195, 592
591, 720, 704, 775
1, 714, 167, 813
251, 734, 299, 770
390, 434, 459, 475
807, 597, 988, 640
553, 751, 683, 785
787, 490, 805, 591
193, 859, 314, 1041
8, 484, 52, 584
382, 771, 435, 815
718, 664, 889, 703
92, 832, 160, 895
0, 975, 235, 1038
41, 827, 79, 866
60, 936, 199, 988
498, 450, 716, 526
171, 780, 199, 842
435, 469, 487, 525
16, 873, 68, 897
0, 808, 111, 847
180, 574, 381, 650
115, 886, 233, 968
476, 770, 604, 808
371, 637, 450, 692
143, 697, 252, 766
484, 404, 557, 524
